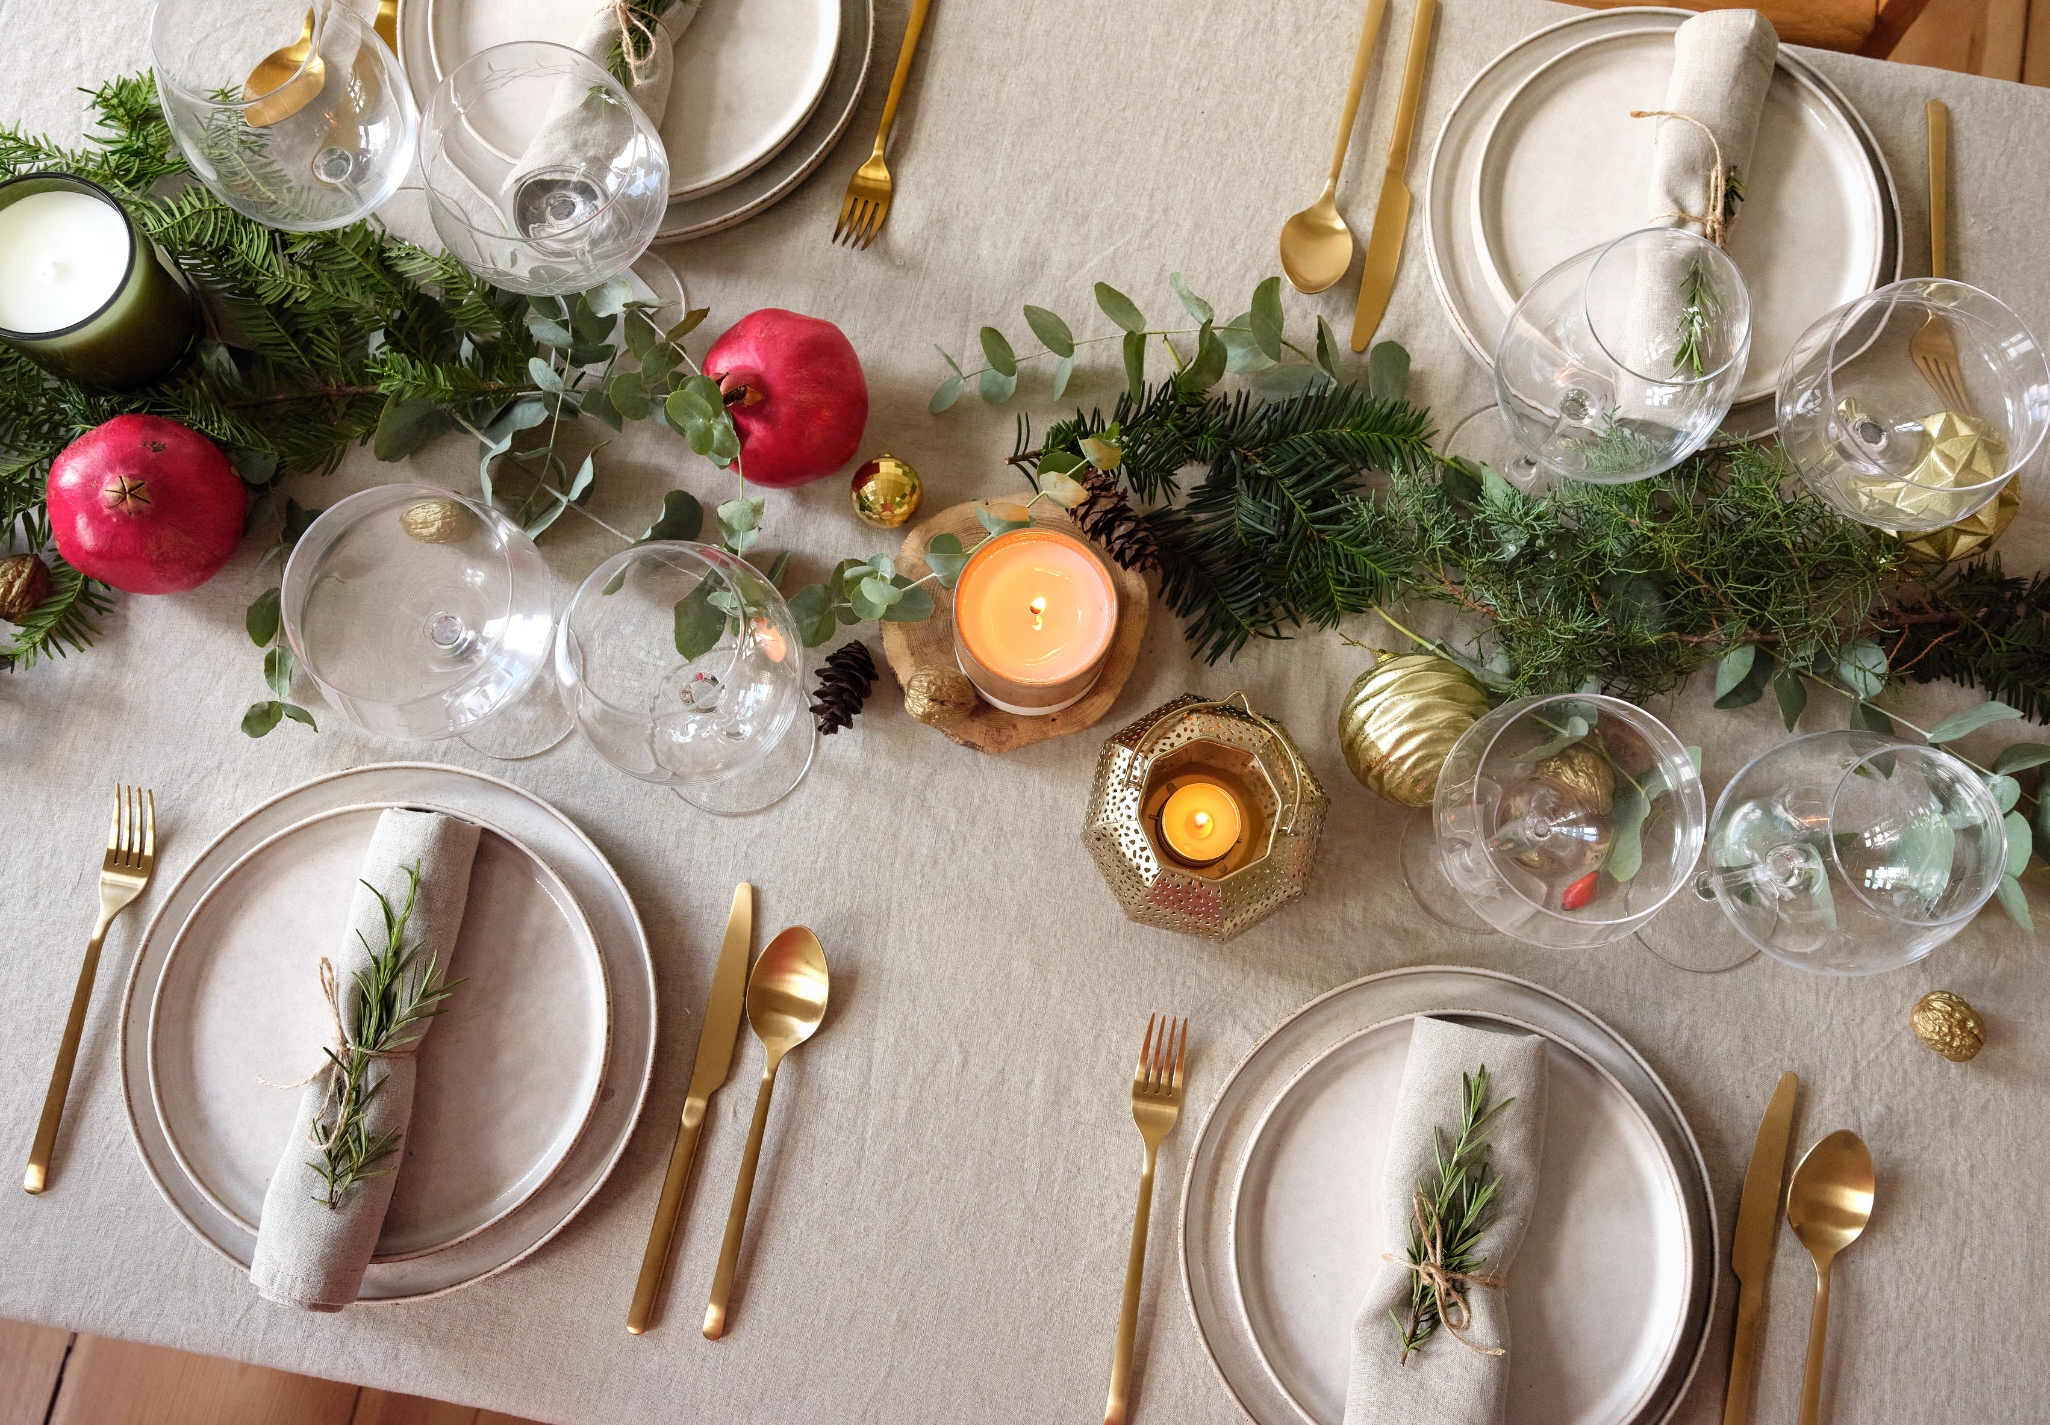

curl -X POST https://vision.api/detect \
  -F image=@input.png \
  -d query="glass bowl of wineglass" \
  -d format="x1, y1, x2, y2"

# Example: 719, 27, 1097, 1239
556, 542, 814, 816
1494, 226, 1750, 484
149, 0, 416, 231
1403, 692, 1707, 948
280, 485, 557, 742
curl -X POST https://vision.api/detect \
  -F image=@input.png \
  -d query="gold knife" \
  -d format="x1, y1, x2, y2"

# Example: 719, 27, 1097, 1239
1350, 0, 1436, 352
1723, 1070, 1799, 1424
627, 882, 753, 1334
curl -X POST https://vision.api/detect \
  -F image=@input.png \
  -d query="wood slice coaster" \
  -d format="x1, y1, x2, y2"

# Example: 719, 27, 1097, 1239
879, 502, 1151, 754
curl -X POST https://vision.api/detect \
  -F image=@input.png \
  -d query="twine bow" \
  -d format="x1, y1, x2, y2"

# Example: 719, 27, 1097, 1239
1382, 1189, 1507, 1361
258, 956, 423, 1150
607, 0, 665, 85
1630, 109, 1731, 247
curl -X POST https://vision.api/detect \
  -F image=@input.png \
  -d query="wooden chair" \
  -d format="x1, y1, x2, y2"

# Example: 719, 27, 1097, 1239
1561, 0, 1939, 57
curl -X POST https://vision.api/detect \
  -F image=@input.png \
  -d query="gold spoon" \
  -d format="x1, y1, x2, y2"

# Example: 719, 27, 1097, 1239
1786, 1130, 1876, 1425
242, 10, 325, 130
703, 926, 829, 1340
1279, 0, 1389, 294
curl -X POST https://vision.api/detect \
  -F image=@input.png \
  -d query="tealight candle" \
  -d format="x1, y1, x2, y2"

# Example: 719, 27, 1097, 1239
1158, 779, 1244, 867
952, 525, 1118, 715
0, 173, 200, 389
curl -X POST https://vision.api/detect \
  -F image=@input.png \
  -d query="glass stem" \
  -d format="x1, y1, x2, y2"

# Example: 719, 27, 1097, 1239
1693, 842, 1826, 903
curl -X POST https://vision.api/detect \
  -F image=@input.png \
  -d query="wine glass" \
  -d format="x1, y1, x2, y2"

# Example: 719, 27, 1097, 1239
1402, 693, 1707, 949
1494, 227, 1750, 484
556, 542, 814, 816
1440, 405, 1552, 496
418, 41, 668, 297
149, 0, 416, 231
1684, 731, 2005, 975
280, 485, 560, 744
1775, 279, 2050, 532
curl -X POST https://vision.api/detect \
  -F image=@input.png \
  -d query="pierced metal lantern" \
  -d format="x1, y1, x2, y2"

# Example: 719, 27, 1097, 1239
1083, 692, 1329, 941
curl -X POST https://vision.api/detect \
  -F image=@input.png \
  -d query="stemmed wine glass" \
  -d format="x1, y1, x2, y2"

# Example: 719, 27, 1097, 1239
1494, 227, 1750, 484
1403, 692, 1707, 949
149, 0, 416, 231
556, 542, 814, 816
280, 485, 567, 752
418, 41, 669, 296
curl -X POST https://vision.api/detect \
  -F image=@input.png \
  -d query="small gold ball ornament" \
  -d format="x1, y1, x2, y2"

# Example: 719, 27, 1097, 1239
1910, 989, 1986, 1061
851, 455, 922, 529
400, 498, 476, 544
904, 665, 978, 724
1529, 744, 1614, 816
0, 552, 54, 624
1897, 477, 2021, 567
1338, 652, 1491, 806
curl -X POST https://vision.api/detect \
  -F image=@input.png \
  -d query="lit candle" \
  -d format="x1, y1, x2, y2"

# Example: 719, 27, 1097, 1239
952, 525, 1118, 715
0, 174, 200, 389
1158, 779, 1245, 867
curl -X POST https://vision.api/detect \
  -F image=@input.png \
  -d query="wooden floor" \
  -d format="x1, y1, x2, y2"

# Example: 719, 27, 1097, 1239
0, 1319, 548, 1425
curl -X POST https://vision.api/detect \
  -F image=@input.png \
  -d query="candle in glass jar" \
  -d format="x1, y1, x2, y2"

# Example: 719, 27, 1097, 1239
952, 525, 1118, 715
1158, 779, 1244, 866
0, 173, 200, 389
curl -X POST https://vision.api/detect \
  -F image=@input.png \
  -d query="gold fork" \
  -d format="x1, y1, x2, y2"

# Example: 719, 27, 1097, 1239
831, 0, 935, 248
25, 787, 155, 1195
1910, 99, 1973, 414
1105, 1015, 1187, 1425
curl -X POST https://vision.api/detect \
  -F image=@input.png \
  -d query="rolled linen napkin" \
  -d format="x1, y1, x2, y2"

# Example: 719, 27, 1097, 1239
1343, 1018, 1550, 1425
1641, 11, 1778, 245
249, 808, 481, 1311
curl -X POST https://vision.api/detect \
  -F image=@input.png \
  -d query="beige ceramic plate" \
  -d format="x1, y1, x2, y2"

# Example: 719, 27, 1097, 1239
148, 804, 608, 1262
121, 764, 656, 1302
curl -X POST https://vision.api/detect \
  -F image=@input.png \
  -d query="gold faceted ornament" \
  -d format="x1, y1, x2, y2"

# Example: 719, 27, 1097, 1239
1083, 692, 1329, 942
1842, 402, 2009, 527
850, 454, 923, 529
903, 664, 977, 724
0, 552, 53, 623
1910, 989, 1986, 1061
1897, 476, 2020, 567
1338, 652, 1492, 806
399, 497, 476, 545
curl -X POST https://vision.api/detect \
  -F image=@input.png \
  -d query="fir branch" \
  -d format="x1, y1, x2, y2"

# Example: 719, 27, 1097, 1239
0, 554, 112, 671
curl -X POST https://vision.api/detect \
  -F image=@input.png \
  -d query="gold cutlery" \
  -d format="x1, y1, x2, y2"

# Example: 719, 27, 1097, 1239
1722, 1071, 1798, 1425
1786, 1130, 1875, 1425
1910, 99, 1972, 412
1279, 0, 1390, 294
1104, 1015, 1187, 1425
703, 926, 829, 1339
1350, 0, 1435, 352
243, 10, 325, 129
628, 882, 753, 1334
25, 786, 155, 1195
832, 0, 935, 249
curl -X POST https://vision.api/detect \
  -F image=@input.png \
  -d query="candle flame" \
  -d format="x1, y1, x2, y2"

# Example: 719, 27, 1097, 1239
1192, 811, 1212, 837
1028, 595, 1046, 631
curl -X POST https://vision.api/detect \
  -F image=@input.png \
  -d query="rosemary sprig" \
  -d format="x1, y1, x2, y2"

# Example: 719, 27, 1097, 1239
1391, 1066, 1514, 1363
1673, 256, 1716, 377
307, 862, 464, 1210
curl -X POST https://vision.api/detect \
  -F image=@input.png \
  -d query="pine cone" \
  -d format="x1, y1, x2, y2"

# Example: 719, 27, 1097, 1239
1071, 468, 1161, 574
811, 640, 878, 735
0, 553, 53, 624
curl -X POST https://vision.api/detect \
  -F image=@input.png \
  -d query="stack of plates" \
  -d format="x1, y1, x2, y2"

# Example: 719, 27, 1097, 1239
1181, 967, 1716, 1425
1426, 7, 1902, 440
120, 764, 656, 1301
397, 0, 876, 241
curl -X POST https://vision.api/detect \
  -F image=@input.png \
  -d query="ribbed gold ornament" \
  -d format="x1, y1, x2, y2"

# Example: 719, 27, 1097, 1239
903, 664, 978, 724
851, 455, 923, 529
1910, 989, 1985, 1061
1897, 477, 2020, 567
1338, 652, 1491, 806
399, 498, 475, 544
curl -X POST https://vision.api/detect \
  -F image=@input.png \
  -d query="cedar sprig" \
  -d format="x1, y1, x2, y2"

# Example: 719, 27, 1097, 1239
1391, 1067, 1515, 1363
308, 862, 464, 1210
811, 640, 878, 735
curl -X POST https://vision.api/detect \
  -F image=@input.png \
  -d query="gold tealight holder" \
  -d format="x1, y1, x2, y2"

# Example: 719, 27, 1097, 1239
1083, 692, 1328, 941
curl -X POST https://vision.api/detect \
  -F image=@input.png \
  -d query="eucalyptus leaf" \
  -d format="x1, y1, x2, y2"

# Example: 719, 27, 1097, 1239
1314, 316, 1341, 382
674, 584, 725, 660
241, 701, 284, 738
1608, 779, 1650, 882
847, 582, 884, 621
708, 413, 740, 465
980, 326, 1018, 377
246, 588, 282, 647
624, 309, 658, 360
1838, 639, 1889, 699
670, 307, 710, 342
1253, 362, 1334, 398
280, 704, 317, 730
977, 505, 1031, 537
1925, 700, 2024, 743
1219, 315, 1278, 373
1122, 330, 1146, 397
1249, 276, 1283, 361
883, 580, 935, 622
718, 496, 764, 535
2007, 811, 2034, 878
1773, 670, 1808, 731
979, 367, 1018, 403
373, 395, 456, 462
584, 275, 632, 318
1095, 282, 1147, 333
527, 356, 565, 394
1523, 715, 1590, 760
566, 453, 595, 503
1176, 324, 1227, 395
1714, 644, 1777, 709
583, 384, 624, 432
1367, 341, 1410, 403
1024, 305, 1074, 358
859, 576, 903, 607
787, 584, 838, 646
926, 532, 969, 589
643, 489, 704, 542
930, 374, 964, 412
1995, 741, 2050, 774
1994, 874, 2035, 932
1849, 699, 1896, 737
264, 645, 294, 699
525, 312, 573, 348
567, 342, 616, 368
607, 371, 650, 420
1990, 774, 2022, 814
935, 344, 964, 377
1168, 272, 1214, 324
1714, 644, 1757, 699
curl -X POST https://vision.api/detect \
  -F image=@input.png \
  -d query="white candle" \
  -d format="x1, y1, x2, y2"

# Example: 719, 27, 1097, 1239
0, 190, 130, 334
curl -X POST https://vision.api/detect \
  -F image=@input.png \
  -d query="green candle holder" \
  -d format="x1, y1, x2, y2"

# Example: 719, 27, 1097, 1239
0, 172, 200, 390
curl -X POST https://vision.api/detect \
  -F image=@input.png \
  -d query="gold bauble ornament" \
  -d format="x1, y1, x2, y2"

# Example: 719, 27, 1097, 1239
1530, 743, 1614, 815
1897, 476, 2020, 567
1910, 989, 1986, 1061
904, 664, 978, 724
851, 455, 922, 529
0, 552, 53, 623
1338, 652, 1491, 806
400, 498, 476, 544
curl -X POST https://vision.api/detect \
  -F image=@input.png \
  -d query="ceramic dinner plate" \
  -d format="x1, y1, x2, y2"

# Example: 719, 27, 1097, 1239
1183, 967, 1716, 1425
121, 764, 656, 1301
149, 804, 608, 1262
1426, 7, 1901, 438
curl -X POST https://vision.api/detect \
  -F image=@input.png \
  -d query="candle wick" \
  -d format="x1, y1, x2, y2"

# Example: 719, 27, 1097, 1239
1028, 595, 1045, 632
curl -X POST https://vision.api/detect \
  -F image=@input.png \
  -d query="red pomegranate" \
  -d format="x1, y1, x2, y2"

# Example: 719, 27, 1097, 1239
47, 415, 245, 594
704, 309, 868, 488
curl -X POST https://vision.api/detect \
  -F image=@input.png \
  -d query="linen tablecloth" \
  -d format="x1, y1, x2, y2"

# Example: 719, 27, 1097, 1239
1, 0, 2043, 1419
